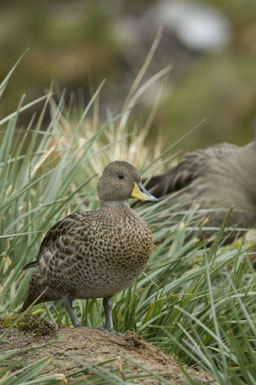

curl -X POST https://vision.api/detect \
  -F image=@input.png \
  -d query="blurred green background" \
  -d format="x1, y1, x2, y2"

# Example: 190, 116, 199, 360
1, 0, 256, 151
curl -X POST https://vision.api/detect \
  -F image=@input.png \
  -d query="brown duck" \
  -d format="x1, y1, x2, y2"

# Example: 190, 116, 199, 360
21, 161, 158, 331
146, 142, 256, 242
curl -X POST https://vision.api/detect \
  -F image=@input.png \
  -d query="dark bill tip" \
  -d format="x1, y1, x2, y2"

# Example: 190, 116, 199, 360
138, 183, 158, 203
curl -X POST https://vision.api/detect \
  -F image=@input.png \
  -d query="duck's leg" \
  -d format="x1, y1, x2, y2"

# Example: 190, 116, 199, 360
103, 297, 113, 331
62, 295, 82, 327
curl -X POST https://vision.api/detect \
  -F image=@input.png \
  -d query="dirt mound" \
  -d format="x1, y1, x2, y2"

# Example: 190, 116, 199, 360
0, 317, 217, 384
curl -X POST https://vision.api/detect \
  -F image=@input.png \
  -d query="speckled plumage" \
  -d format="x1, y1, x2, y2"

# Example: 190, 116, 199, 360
21, 161, 157, 331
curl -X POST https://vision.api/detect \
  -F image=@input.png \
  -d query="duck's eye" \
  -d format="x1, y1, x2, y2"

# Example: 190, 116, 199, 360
118, 174, 125, 179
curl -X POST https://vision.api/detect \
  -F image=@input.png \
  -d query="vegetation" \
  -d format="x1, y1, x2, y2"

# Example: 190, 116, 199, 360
1, 61, 256, 385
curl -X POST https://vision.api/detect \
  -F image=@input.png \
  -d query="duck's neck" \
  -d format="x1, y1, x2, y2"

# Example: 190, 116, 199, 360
100, 201, 129, 209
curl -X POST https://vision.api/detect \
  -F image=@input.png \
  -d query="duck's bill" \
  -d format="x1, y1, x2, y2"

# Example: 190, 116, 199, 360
131, 182, 158, 203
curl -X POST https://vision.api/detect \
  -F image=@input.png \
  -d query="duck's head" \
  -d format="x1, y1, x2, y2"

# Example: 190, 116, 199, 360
98, 161, 158, 207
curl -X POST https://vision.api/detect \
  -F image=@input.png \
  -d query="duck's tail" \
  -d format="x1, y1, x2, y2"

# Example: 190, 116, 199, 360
21, 269, 61, 312
22, 260, 38, 270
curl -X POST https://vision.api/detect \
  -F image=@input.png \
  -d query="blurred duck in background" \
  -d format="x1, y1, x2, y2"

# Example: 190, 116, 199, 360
146, 142, 256, 243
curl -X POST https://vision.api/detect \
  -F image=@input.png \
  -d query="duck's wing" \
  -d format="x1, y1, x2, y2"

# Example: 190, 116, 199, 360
22, 212, 86, 270
145, 149, 209, 197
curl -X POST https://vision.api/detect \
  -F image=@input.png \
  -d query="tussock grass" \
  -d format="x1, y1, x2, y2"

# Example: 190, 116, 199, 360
1, 59, 256, 385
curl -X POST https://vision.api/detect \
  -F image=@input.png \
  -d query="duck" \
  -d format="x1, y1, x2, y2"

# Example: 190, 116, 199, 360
21, 161, 158, 332
145, 142, 256, 243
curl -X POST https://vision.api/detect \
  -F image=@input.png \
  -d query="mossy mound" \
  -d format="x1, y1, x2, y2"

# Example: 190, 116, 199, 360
0, 314, 59, 336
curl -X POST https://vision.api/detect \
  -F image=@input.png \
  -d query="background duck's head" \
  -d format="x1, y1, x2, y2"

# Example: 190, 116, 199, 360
97, 161, 158, 206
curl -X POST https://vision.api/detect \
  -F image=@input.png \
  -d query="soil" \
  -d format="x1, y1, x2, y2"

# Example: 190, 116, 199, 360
0, 316, 218, 385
